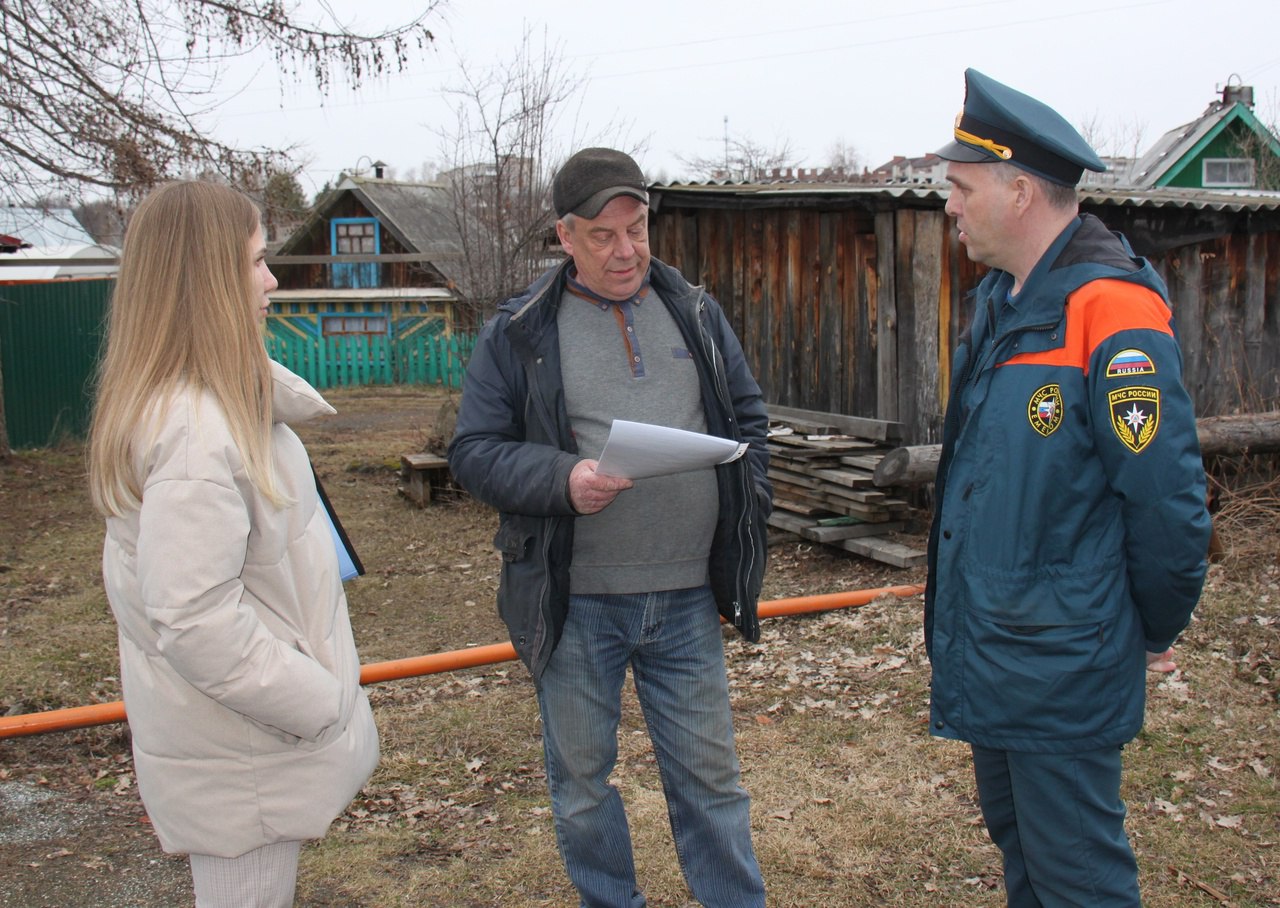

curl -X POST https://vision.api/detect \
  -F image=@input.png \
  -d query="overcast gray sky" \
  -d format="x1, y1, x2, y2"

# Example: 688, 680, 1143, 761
207, 0, 1280, 195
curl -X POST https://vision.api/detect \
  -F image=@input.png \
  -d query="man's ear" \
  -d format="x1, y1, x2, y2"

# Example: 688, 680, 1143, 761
1011, 173, 1035, 214
555, 219, 573, 255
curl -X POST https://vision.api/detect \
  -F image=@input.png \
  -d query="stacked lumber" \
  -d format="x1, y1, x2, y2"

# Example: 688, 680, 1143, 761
765, 405, 925, 568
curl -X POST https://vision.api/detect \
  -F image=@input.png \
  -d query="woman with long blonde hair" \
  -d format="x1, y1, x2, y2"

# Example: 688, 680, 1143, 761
88, 180, 378, 907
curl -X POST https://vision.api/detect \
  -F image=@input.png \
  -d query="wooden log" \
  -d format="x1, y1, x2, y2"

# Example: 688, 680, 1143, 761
873, 445, 941, 487
870, 411, 1280, 488
1196, 411, 1280, 456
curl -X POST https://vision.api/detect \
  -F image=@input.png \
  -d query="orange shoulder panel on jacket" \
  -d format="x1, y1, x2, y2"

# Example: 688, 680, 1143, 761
1002, 279, 1173, 375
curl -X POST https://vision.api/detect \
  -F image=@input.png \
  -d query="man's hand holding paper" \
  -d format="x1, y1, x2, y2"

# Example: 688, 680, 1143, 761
568, 459, 634, 514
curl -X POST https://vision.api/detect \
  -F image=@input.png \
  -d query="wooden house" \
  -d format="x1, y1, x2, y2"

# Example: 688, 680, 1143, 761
268, 174, 467, 349
647, 181, 1280, 446
1129, 79, 1280, 189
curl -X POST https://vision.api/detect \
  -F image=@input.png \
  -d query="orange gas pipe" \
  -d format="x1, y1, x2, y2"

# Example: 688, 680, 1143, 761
0, 583, 924, 739
758, 584, 924, 618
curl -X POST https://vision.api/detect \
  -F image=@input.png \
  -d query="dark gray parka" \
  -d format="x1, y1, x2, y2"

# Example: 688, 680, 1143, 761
448, 257, 772, 681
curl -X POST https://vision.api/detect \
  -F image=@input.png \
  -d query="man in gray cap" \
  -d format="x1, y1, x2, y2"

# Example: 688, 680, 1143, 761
449, 147, 769, 907
925, 69, 1212, 905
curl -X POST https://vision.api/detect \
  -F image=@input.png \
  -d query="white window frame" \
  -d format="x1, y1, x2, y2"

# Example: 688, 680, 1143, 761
321, 314, 389, 337
1202, 157, 1256, 188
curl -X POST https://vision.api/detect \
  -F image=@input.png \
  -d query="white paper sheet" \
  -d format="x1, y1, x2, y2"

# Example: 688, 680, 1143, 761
595, 419, 748, 480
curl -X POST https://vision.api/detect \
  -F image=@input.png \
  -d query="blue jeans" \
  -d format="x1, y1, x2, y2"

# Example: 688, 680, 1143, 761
535, 586, 765, 908
972, 744, 1140, 907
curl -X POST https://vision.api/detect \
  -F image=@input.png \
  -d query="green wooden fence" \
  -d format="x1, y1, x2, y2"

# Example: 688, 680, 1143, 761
0, 279, 111, 449
265, 331, 475, 390
0, 277, 476, 450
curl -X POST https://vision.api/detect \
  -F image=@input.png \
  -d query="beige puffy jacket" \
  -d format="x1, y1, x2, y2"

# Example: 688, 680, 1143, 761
101, 362, 379, 858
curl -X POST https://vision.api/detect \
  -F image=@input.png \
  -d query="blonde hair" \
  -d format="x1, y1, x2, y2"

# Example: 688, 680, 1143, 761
88, 181, 283, 515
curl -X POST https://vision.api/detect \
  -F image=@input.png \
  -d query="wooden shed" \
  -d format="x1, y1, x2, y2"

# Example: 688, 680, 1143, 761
647, 182, 1280, 445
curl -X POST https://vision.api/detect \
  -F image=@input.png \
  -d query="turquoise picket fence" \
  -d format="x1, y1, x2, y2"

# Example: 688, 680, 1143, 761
266, 332, 475, 390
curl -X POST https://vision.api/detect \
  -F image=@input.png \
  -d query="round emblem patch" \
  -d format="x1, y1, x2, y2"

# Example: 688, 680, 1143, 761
1027, 384, 1063, 437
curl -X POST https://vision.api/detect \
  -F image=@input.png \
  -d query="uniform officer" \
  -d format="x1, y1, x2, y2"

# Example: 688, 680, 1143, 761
925, 69, 1212, 906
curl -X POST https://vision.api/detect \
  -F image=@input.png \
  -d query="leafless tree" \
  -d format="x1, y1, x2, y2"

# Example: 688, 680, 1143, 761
678, 132, 798, 183
0, 0, 438, 204
1078, 112, 1149, 185
1229, 93, 1280, 190
73, 199, 129, 248
434, 28, 634, 324
825, 138, 862, 176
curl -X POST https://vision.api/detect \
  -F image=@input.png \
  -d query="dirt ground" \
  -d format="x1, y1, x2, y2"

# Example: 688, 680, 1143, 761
1, 385, 1277, 907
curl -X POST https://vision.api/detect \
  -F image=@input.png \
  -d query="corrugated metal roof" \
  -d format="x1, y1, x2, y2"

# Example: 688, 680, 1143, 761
1127, 112, 1218, 188
1079, 185, 1280, 211
0, 207, 95, 246
649, 180, 1280, 212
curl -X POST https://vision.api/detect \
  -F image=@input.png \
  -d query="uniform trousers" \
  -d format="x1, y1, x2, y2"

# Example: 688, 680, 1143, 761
971, 744, 1140, 907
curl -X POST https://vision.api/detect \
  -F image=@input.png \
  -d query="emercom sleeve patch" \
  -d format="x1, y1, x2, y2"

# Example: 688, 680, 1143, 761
1109, 386, 1160, 453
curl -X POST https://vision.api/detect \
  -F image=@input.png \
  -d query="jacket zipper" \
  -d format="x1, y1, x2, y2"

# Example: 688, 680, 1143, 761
942, 303, 1059, 500
695, 294, 754, 626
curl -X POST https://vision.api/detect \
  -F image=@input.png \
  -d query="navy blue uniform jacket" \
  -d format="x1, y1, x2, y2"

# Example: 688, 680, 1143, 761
925, 214, 1211, 753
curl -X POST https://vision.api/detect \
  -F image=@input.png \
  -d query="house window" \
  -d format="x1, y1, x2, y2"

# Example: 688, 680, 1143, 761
322, 315, 389, 337
1203, 158, 1255, 188
330, 217, 381, 289
334, 221, 377, 253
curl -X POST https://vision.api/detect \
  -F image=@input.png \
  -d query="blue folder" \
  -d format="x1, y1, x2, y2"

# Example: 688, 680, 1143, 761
313, 467, 364, 582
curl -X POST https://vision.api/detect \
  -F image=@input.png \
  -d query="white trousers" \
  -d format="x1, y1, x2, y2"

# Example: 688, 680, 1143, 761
189, 840, 301, 908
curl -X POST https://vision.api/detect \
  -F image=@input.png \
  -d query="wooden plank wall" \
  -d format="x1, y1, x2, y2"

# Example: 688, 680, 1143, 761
651, 205, 883, 425
650, 195, 1280, 445
1153, 231, 1280, 415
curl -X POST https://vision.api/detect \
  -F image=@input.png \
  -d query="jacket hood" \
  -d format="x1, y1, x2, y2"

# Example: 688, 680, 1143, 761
269, 361, 335, 425
1048, 213, 1166, 299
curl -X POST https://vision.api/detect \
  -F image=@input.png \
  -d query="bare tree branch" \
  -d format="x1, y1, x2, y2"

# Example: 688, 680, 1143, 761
0, 0, 438, 203
678, 131, 798, 183
434, 27, 638, 325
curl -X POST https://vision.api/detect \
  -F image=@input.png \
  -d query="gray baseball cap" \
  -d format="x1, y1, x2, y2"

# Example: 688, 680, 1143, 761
552, 148, 649, 218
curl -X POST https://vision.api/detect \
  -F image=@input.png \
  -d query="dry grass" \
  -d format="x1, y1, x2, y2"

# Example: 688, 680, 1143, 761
1, 386, 1278, 906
